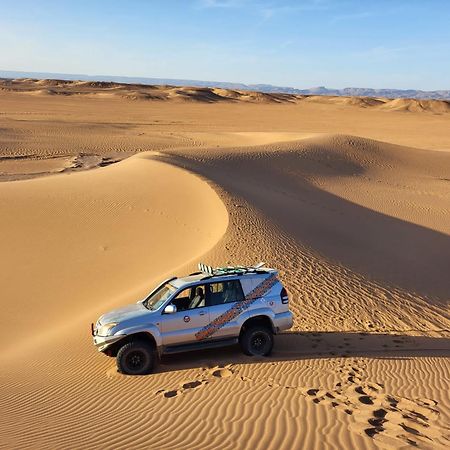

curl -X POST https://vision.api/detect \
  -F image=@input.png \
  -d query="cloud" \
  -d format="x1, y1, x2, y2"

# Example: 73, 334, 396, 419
330, 11, 373, 23
198, 0, 330, 15
330, 4, 410, 25
349, 45, 421, 63
198, 0, 247, 8
258, 1, 331, 22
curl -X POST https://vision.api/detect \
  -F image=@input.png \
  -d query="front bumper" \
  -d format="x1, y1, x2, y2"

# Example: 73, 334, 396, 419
93, 334, 126, 352
91, 323, 126, 352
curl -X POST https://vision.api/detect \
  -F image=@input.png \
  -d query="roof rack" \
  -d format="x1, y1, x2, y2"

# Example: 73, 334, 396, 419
198, 262, 266, 277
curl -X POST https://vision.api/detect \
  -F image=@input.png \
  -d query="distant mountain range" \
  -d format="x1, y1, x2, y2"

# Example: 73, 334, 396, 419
1, 69, 449, 100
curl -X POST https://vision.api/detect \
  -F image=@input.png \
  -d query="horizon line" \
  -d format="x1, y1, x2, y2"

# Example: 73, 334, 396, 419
0, 69, 448, 96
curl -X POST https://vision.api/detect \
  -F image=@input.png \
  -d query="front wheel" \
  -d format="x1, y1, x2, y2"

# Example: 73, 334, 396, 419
240, 326, 273, 356
116, 340, 155, 375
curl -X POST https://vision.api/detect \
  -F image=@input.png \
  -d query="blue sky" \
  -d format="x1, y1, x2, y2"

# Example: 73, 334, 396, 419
1, 0, 449, 90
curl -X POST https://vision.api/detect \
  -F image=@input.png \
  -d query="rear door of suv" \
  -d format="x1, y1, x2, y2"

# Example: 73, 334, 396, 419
204, 279, 247, 340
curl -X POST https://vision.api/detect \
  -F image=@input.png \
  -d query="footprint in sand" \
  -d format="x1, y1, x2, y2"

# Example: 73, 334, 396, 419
182, 380, 203, 389
158, 365, 235, 398
160, 379, 206, 398
358, 395, 374, 405
212, 368, 233, 378
164, 390, 179, 398
299, 360, 446, 448
307, 389, 319, 396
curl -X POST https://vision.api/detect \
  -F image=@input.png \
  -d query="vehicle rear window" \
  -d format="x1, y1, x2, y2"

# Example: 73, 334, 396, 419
206, 280, 244, 306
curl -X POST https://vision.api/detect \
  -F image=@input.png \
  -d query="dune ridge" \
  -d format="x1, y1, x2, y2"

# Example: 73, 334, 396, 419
0, 92, 449, 449
1, 77, 450, 113
0, 154, 228, 358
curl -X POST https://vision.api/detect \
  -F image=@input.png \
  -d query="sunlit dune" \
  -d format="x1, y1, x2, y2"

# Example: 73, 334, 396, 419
0, 83, 449, 449
2, 77, 450, 113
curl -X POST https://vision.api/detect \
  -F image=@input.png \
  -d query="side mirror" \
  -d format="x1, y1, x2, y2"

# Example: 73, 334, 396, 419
164, 304, 177, 314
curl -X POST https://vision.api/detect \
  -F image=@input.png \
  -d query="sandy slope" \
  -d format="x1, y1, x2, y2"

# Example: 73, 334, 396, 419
0, 89, 449, 450
163, 135, 450, 301
0, 155, 228, 358
2, 78, 450, 113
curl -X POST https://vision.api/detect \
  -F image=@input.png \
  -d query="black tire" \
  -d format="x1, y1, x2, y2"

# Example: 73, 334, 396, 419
240, 326, 273, 356
116, 340, 155, 375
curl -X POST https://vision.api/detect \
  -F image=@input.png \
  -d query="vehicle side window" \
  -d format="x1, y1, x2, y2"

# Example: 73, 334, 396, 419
188, 285, 206, 309
170, 285, 206, 311
170, 288, 191, 311
206, 280, 244, 306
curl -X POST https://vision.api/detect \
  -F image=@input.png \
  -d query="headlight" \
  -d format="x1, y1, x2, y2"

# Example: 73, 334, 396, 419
97, 322, 118, 336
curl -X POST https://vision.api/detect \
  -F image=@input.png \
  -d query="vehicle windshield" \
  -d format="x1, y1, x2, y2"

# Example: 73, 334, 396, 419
144, 282, 177, 310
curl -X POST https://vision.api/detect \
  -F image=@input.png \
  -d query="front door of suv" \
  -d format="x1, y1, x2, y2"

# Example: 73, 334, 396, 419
204, 279, 247, 340
160, 285, 210, 346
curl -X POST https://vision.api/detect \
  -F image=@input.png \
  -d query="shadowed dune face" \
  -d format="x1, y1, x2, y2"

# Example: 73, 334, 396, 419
158, 135, 450, 301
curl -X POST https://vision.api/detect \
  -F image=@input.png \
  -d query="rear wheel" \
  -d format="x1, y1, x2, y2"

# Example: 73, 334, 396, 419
240, 326, 273, 356
116, 340, 155, 375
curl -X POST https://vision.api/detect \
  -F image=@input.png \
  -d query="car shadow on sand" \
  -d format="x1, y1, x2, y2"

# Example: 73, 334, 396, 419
154, 331, 450, 375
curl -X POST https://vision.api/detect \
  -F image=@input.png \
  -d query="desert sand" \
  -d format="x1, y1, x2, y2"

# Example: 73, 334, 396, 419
0, 79, 449, 449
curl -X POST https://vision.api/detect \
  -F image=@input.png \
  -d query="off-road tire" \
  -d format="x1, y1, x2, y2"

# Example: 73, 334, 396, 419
240, 326, 273, 356
116, 340, 155, 375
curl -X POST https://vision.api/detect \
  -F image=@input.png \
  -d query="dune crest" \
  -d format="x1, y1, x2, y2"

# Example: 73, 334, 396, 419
1, 77, 450, 112
0, 154, 228, 357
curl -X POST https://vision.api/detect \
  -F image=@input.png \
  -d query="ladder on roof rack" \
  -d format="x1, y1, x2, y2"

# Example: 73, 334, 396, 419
198, 262, 266, 277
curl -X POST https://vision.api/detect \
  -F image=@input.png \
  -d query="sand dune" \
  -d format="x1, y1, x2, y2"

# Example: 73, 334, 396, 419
1, 78, 450, 113
302, 95, 385, 108
162, 134, 450, 302
302, 95, 450, 113
379, 98, 450, 114
0, 89, 449, 449
0, 155, 228, 358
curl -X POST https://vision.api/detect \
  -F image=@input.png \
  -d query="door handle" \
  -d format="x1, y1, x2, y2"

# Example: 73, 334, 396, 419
199, 312, 206, 316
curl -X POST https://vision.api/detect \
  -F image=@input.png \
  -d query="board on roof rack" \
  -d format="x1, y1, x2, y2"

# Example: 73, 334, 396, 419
198, 263, 214, 275
197, 262, 266, 277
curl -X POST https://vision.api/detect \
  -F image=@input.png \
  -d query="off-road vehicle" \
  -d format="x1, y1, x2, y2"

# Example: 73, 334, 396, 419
91, 263, 293, 375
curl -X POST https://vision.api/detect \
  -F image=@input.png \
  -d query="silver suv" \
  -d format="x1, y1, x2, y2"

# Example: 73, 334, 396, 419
91, 263, 293, 375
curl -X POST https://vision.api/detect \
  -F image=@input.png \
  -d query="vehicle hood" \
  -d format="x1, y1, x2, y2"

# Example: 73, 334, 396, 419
98, 302, 151, 325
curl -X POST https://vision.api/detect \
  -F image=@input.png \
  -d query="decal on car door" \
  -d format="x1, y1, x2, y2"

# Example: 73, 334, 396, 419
195, 273, 278, 340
